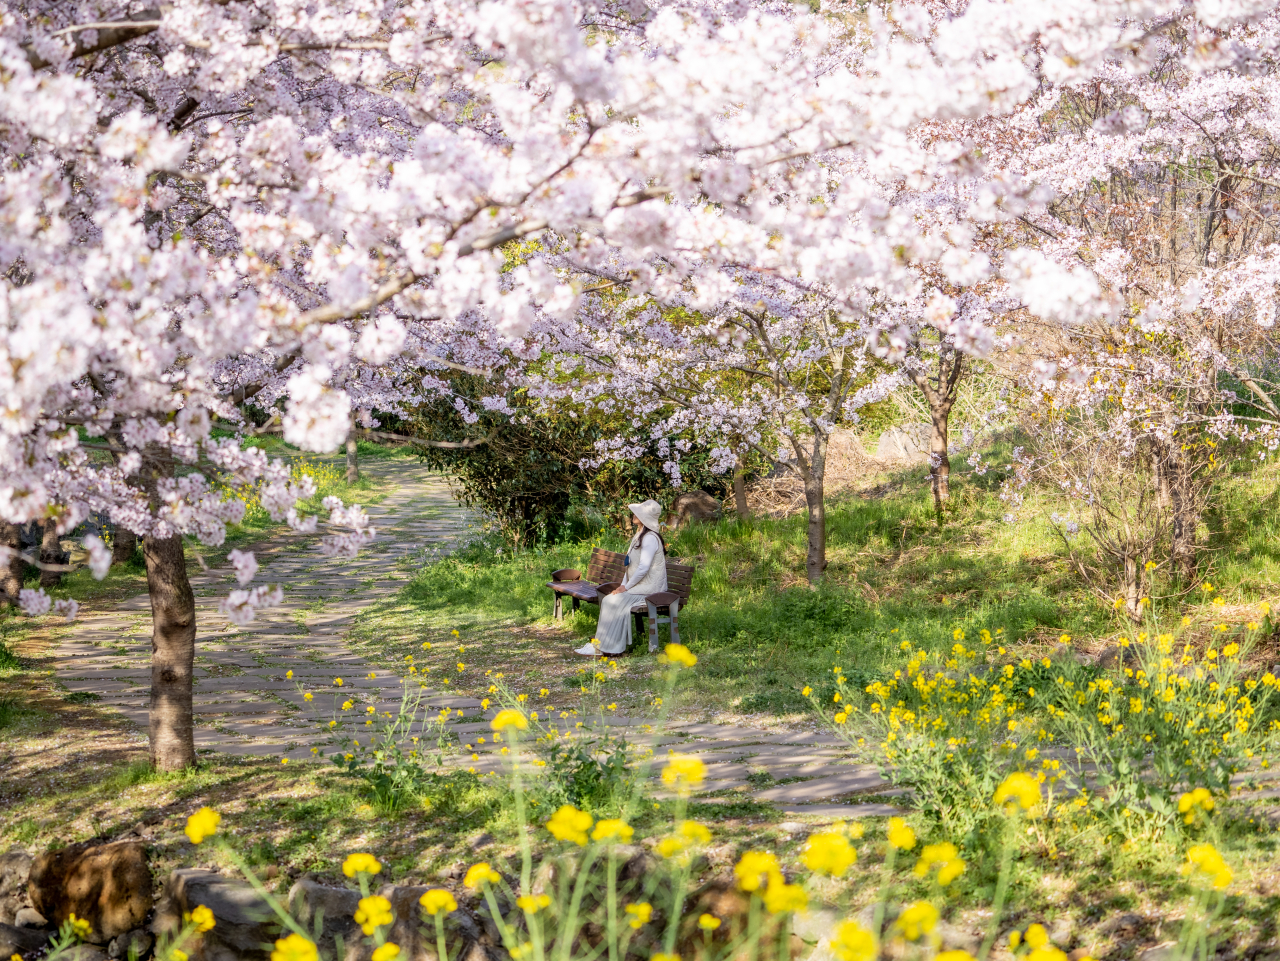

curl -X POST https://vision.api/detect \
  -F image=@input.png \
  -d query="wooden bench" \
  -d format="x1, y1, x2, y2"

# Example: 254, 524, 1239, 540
547, 548, 695, 651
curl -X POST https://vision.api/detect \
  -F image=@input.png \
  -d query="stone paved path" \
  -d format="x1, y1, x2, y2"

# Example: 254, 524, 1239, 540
51, 462, 902, 820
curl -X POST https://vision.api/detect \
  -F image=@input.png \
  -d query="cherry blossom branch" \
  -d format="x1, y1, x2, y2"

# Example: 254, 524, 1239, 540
25, 9, 161, 69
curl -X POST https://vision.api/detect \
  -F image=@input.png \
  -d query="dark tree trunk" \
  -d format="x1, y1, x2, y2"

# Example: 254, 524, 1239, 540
929, 407, 951, 514
111, 525, 138, 567
346, 435, 359, 483
144, 533, 196, 771
38, 520, 62, 589
0, 523, 23, 605
732, 461, 750, 519
803, 474, 826, 584
796, 433, 829, 584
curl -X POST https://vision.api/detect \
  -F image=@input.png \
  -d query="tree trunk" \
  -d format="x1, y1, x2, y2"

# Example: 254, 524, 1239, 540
1123, 553, 1144, 624
799, 434, 829, 584
111, 525, 138, 567
732, 461, 750, 519
0, 523, 23, 605
144, 533, 196, 771
929, 406, 951, 513
38, 520, 62, 589
1168, 459, 1198, 583
346, 435, 359, 483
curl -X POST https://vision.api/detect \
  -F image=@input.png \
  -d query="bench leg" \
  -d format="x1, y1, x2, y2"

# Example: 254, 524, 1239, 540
572, 597, 580, 615
647, 602, 659, 653
553, 594, 562, 622
669, 599, 680, 646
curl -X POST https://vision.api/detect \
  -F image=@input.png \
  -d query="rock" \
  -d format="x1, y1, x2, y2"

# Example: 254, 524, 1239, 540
107, 928, 153, 960
29, 841, 152, 943
14, 907, 47, 929
0, 921, 50, 957
153, 869, 279, 961
0, 850, 33, 926
286, 879, 360, 960
777, 823, 807, 835
875, 425, 932, 464
666, 492, 721, 530
378, 884, 487, 961
1094, 645, 1140, 671
1137, 942, 1179, 961
1048, 917, 1073, 946
63, 947, 109, 961
1097, 912, 1143, 936
792, 907, 838, 944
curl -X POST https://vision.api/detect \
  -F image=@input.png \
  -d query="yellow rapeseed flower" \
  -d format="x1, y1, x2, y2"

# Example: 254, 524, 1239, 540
665, 643, 697, 667
592, 819, 634, 843
801, 832, 856, 877
886, 817, 916, 851
734, 851, 781, 892
698, 914, 721, 931
464, 862, 501, 890
661, 754, 706, 793
762, 879, 807, 915
994, 772, 1041, 814
936, 953, 976, 961
67, 914, 92, 941
491, 709, 528, 731
802, 685, 813, 696
371, 945, 400, 961
354, 896, 393, 936
271, 933, 318, 961
651, 954, 680, 961
342, 853, 382, 878
516, 895, 551, 914
419, 890, 458, 916
831, 920, 877, 961
1183, 843, 1232, 890
1178, 788, 1214, 824
893, 901, 939, 941
913, 842, 965, 886
546, 805, 594, 846
187, 905, 216, 933
184, 808, 221, 844
626, 903, 652, 929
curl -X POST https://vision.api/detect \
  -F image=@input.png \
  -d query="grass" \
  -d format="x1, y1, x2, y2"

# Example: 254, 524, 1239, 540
3, 438, 1280, 958
349, 439, 1280, 726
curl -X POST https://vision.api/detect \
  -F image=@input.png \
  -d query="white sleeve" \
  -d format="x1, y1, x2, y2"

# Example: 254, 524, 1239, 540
623, 532, 660, 589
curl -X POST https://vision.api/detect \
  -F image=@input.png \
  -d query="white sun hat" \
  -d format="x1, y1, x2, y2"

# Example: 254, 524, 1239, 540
628, 499, 663, 532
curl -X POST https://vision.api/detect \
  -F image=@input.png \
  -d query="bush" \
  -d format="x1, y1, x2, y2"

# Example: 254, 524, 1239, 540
817, 610, 1280, 843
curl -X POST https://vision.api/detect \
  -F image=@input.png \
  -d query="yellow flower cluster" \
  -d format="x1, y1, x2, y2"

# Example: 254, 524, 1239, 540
1183, 843, 1232, 890
354, 895, 394, 936
625, 903, 652, 929
546, 805, 594, 846
419, 890, 457, 915
733, 852, 807, 915
913, 842, 966, 886
801, 831, 856, 877
660, 754, 706, 794
464, 862, 501, 890
1178, 787, 1214, 825
342, 853, 382, 877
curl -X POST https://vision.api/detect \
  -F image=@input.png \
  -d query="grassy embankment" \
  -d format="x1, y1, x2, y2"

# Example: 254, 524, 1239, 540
348, 442, 1280, 725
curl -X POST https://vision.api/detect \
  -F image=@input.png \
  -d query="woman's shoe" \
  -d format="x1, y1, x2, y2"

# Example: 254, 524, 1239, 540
574, 642, 602, 657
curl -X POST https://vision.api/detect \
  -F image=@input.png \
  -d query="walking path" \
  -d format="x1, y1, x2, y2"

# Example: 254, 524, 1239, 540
50, 463, 901, 820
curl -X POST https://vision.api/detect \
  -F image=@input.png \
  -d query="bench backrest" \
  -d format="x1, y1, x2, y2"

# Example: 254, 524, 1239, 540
665, 561, 694, 601
585, 547, 695, 602
586, 548, 626, 584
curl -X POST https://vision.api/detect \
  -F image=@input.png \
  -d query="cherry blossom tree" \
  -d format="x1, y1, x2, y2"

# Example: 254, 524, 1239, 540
7, 0, 1280, 768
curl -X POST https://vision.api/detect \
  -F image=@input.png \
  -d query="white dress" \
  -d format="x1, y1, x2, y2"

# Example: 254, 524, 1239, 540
591, 530, 668, 655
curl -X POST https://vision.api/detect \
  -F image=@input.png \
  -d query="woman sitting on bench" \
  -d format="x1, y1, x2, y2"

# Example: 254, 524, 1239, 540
574, 500, 668, 657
